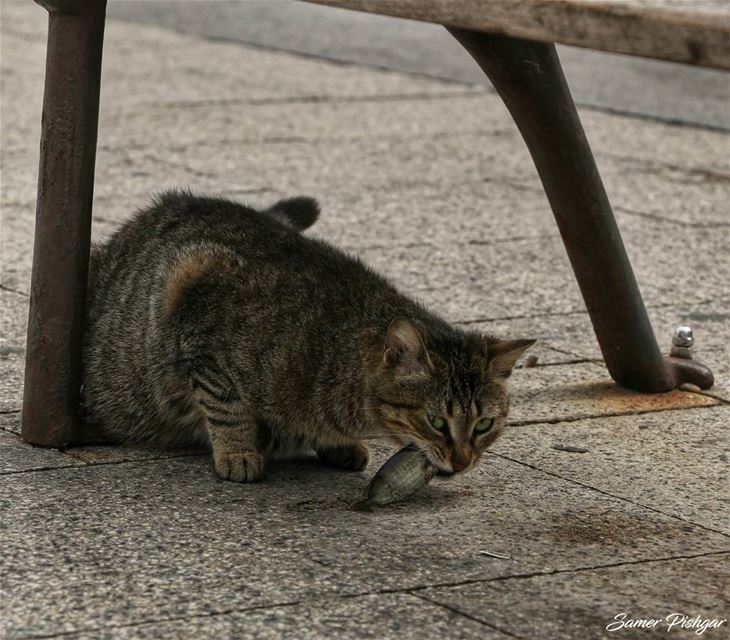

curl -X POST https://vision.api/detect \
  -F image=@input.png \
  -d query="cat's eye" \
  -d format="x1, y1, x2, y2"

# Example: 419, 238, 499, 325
429, 414, 448, 432
474, 417, 495, 435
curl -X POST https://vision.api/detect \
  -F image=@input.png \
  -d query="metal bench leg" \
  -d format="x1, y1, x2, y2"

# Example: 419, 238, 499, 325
448, 28, 713, 393
22, 1, 107, 447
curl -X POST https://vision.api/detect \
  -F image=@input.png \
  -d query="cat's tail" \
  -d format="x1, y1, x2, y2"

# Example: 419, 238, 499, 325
267, 196, 320, 232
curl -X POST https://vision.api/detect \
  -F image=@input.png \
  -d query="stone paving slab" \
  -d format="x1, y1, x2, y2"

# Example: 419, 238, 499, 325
5, 54, 727, 180
57, 593, 509, 640
0, 412, 20, 435
4, 101, 728, 227
5, 192, 725, 327
467, 300, 730, 402
1, 2, 475, 150
64, 95, 730, 176
0, 289, 28, 412
358, 216, 729, 322
2, 4, 729, 639
0, 356, 23, 413
421, 553, 730, 640
507, 363, 718, 426
7, 233, 718, 433
61, 444, 204, 466
2, 448, 728, 638
0, 415, 83, 474
493, 405, 730, 534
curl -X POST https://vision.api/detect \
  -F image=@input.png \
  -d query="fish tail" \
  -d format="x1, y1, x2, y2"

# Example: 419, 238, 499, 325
352, 499, 377, 512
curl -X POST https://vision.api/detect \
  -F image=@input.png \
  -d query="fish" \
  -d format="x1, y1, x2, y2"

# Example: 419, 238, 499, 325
352, 445, 437, 511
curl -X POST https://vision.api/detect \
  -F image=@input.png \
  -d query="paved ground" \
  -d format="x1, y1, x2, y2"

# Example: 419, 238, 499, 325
108, 0, 730, 131
1, 2, 729, 639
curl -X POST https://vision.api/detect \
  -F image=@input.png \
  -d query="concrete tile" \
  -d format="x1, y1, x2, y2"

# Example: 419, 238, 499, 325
0, 203, 119, 294
103, 20, 471, 103
1, 3, 468, 115
464, 298, 730, 398
63, 593, 508, 640
7, 168, 724, 323
0, 353, 23, 413
63, 444, 205, 465
356, 212, 729, 323
0, 459, 360, 638
422, 554, 730, 640
0, 288, 28, 349
494, 405, 730, 533
0, 411, 21, 435
22, 92, 725, 183
89, 92, 510, 154
506, 362, 718, 426
311, 180, 557, 251
2, 452, 728, 637
0, 426, 83, 474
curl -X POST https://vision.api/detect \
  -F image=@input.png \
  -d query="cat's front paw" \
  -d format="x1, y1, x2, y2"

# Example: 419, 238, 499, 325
213, 451, 264, 482
317, 442, 370, 471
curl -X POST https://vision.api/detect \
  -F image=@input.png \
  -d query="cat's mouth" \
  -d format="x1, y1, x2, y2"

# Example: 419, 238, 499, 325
423, 448, 454, 474
390, 433, 455, 474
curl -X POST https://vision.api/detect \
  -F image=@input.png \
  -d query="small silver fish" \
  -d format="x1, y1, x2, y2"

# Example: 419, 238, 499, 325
352, 445, 436, 511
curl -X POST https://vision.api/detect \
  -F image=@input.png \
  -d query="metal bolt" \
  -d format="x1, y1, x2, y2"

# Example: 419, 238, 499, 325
671, 325, 694, 358
673, 325, 694, 348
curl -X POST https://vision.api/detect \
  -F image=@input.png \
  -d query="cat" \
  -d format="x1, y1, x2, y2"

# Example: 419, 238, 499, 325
82, 190, 534, 482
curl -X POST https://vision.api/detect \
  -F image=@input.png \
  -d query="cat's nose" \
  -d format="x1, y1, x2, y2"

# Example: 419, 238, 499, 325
452, 460, 469, 472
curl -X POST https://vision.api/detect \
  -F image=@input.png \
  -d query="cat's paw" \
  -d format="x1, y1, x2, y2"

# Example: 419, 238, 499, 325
213, 451, 264, 482
317, 442, 370, 471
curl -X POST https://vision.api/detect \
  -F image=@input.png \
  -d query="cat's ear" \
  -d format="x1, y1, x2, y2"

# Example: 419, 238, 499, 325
488, 338, 536, 378
384, 318, 432, 375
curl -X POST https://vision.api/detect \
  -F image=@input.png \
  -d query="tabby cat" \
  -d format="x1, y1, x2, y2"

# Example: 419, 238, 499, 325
83, 191, 533, 482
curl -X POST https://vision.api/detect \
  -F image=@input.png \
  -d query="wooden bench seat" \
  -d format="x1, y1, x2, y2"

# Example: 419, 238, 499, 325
306, 0, 730, 69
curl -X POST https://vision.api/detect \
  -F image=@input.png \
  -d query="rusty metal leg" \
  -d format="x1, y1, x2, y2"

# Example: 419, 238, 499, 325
448, 28, 713, 393
22, 1, 107, 447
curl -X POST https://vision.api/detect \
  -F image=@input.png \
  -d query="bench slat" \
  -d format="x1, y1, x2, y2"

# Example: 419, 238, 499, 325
303, 0, 730, 69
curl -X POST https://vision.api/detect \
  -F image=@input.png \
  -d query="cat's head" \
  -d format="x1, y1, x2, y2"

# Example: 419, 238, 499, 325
368, 317, 534, 475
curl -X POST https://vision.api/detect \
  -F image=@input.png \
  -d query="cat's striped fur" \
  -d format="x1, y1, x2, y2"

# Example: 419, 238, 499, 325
83, 191, 533, 482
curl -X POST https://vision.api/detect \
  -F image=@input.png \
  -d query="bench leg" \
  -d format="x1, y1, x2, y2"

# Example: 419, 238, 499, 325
22, 1, 107, 447
448, 28, 713, 393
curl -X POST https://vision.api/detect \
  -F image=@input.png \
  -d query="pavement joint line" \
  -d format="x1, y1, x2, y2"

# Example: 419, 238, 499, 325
517, 358, 595, 368
413, 592, 525, 639
487, 450, 730, 539
1, 187, 277, 211
507, 401, 723, 428
90, 127, 517, 154
3, 402, 723, 475
567, 101, 730, 134
616, 206, 730, 229
604, 154, 730, 184
456, 294, 729, 325
0, 284, 29, 297
342, 233, 538, 252
0, 463, 84, 476
109, 14, 730, 135
9, 598, 306, 640
0, 451, 206, 477
692, 390, 730, 405
537, 343, 592, 361
0, 422, 20, 435
137, 89, 486, 111
365, 550, 730, 598
457, 308, 611, 325
9, 552, 730, 640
